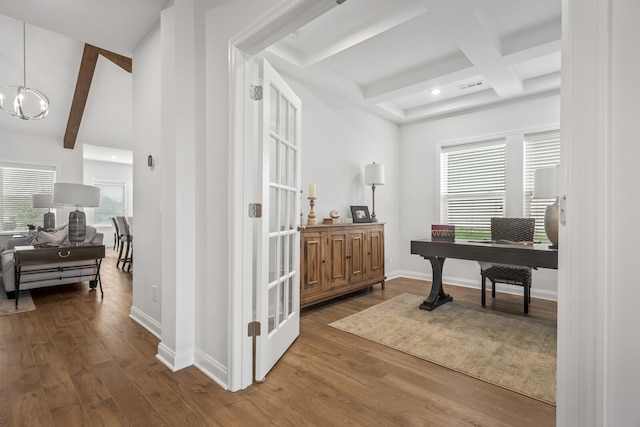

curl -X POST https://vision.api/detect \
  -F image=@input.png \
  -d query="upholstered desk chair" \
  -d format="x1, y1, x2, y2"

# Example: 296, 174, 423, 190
480, 217, 536, 313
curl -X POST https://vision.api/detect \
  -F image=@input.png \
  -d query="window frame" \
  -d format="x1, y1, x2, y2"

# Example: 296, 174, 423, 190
92, 181, 127, 227
437, 127, 560, 241
0, 162, 57, 232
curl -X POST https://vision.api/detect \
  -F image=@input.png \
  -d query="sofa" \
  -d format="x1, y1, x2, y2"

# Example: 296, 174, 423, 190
1, 225, 104, 298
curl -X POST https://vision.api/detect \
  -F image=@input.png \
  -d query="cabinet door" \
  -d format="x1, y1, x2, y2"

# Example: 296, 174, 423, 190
301, 232, 323, 301
367, 226, 385, 279
326, 230, 349, 289
348, 228, 366, 283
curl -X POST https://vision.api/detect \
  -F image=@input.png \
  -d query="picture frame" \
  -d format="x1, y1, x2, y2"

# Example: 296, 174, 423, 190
350, 205, 371, 223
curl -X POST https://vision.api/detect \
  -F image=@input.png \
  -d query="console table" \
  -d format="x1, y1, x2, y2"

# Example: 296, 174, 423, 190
410, 239, 558, 311
13, 244, 106, 308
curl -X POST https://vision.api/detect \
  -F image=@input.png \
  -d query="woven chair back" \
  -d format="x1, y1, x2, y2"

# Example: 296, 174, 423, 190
490, 217, 535, 242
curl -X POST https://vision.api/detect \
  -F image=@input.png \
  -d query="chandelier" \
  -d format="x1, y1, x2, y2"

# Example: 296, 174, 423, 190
0, 22, 49, 120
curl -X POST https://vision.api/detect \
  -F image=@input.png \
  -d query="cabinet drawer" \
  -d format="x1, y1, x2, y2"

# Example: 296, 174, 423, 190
14, 245, 106, 264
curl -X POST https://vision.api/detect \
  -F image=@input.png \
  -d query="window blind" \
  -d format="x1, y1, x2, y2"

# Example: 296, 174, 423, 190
440, 140, 506, 238
524, 130, 561, 241
0, 163, 56, 231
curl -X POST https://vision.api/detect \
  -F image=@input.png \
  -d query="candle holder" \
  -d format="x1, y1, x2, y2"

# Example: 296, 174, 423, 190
307, 197, 316, 225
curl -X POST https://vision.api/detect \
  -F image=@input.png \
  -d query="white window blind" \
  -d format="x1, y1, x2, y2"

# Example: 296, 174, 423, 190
0, 163, 56, 231
440, 140, 506, 238
524, 130, 561, 241
94, 182, 126, 226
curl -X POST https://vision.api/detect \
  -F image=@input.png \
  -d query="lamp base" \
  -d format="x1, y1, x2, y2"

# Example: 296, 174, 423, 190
68, 209, 86, 246
544, 198, 559, 249
43, 211, 55, 231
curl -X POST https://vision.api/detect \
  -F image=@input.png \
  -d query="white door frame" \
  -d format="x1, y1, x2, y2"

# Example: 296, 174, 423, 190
227, 0, 339, 391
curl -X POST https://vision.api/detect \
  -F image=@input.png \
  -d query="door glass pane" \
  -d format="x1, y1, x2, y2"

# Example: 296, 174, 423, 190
288, 104, 296, 145
268, 285, 276, 333
279, 281, 285, 324
287, 147, 295, 187
270, 85, 278, 133
288, 277, 294, 315
270, 136, 278, 184
289, 190, 296, 230
279, 187, 287, 231
279, 96, 288, 139
289, 234, 295, 271
269, 186, 278, 233
269, 236, 277, 283
279, 235, 286, 277
282, 234, 290, 277
279, 142, 287, 185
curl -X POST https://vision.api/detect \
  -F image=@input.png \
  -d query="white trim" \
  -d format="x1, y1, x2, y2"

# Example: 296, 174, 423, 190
129, 306, 162, 339
194, 347, 229, 390
156, 342, 193, 372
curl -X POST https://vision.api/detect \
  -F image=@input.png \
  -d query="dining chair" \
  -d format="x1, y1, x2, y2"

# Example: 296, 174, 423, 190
116, 216, 133, 271
111, 217, 121, 251
480, 217, 536, 313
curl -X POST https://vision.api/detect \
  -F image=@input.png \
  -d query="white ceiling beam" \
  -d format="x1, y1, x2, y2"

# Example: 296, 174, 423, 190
295, 1, 429, 68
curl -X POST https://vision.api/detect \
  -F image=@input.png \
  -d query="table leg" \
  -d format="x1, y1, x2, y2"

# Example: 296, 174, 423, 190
419, 256, 453, 311
14, 265, 21, 309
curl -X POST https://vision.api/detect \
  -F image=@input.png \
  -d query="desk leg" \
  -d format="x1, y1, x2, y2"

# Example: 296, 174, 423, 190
14, 265, 21, 309
419, 256, 453, 311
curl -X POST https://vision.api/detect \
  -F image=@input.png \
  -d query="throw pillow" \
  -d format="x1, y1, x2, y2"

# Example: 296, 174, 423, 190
25, 232, 40, 245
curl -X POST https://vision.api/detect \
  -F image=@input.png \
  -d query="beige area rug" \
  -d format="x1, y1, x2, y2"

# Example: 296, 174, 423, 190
0, 282, 36, 316
329, 293, 556, 405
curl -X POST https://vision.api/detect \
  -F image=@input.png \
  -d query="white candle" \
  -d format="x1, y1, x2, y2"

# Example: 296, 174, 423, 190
308, 184, 316, 198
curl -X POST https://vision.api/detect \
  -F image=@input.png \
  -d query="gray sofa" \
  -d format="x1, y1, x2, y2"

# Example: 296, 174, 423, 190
1, 225, 104, 298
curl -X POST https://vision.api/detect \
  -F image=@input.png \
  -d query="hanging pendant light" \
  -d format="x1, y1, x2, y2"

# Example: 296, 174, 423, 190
0, 22, 49, 120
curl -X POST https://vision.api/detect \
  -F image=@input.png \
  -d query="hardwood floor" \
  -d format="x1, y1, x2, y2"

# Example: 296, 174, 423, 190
0, 250, 556, 426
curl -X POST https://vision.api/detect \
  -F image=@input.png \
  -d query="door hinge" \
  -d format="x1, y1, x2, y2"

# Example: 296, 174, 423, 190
250, 85, 263, 101
248, 321, 262, 337
248, 203, 262, 218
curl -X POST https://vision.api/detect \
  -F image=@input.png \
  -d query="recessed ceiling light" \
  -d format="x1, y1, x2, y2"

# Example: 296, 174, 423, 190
431, 88, 441, 96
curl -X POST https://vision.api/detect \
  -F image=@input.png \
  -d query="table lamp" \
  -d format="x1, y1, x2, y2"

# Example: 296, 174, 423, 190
533, 166, 559, 249
53, 183, 101, 245
364, 162, 385, 222
32, 193, 56, 231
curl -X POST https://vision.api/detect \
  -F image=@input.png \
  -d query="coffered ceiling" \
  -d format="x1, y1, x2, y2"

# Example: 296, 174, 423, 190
265, 0, 561, 124
0, 0, 561, 159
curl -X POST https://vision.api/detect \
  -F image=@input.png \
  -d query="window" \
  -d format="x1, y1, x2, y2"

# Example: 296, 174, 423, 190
440, 140, 506, 239
524, 131, 561, 241
93, 182, 125, 226
0, 163, 56, 231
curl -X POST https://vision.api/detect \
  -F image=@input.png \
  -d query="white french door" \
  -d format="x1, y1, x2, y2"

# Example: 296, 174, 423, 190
255, 58, 302, 380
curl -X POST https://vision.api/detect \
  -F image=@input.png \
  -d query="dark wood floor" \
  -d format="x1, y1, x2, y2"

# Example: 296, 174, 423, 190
0, 250, 556, 426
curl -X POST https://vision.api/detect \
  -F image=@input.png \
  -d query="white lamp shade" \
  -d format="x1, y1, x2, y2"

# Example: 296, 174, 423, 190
365, 163, 385, 186
533, 166, 559, 198
32, 193, 55, 208
53, 183, 101, 207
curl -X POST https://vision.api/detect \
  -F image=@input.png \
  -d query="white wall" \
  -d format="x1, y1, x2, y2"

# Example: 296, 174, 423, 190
285, 76, 401, 276
399, 94, 560, 299
130, 22, 162, 335
0, 129, 83, 183
83, 158, 133, 245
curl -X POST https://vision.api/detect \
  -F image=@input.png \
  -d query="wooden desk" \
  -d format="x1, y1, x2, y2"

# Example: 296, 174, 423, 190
410, 239, 558, 311
13, 244, 105, 309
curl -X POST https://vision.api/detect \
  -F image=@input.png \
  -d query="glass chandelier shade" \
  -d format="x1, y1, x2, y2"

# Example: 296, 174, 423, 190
0, 22, 49, 120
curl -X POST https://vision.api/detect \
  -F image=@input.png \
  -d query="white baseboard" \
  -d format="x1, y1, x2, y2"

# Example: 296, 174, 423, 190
156, 342, 194, 372
129, 305, 162, 339
194, 348, 229, 390
396, 270, 558, 302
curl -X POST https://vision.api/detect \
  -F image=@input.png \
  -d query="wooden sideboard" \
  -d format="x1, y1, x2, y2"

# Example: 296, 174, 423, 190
300, 223, 385, 307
